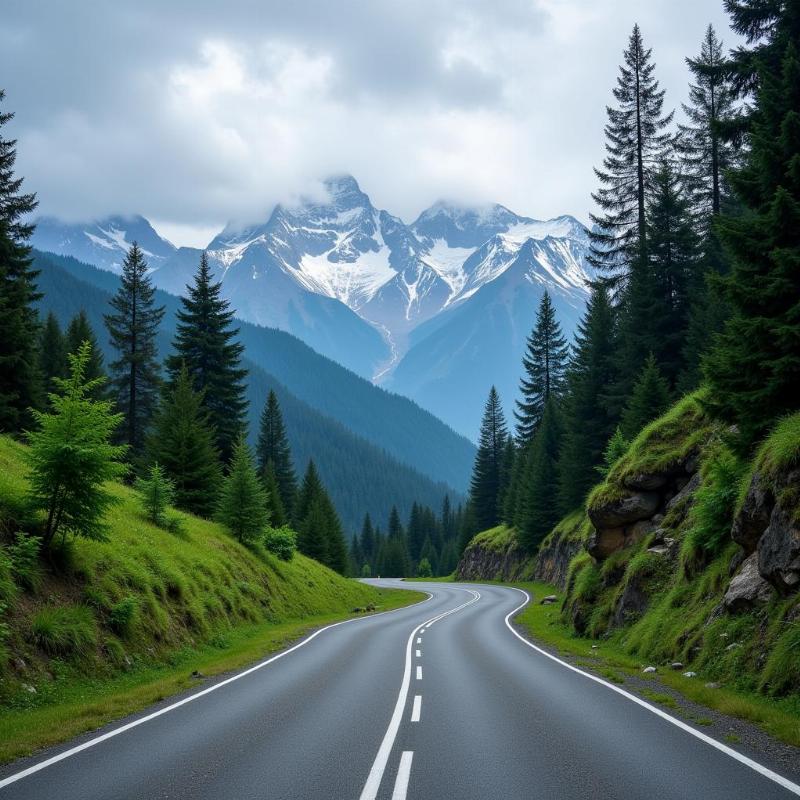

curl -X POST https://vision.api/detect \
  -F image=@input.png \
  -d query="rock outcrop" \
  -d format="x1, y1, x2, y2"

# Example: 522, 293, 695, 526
732, 468, 800, 595
723, 553, 774, 610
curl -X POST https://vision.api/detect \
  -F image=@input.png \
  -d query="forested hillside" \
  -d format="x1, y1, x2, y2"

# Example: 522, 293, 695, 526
34, 250, 475, 493
455, 0, 800, 703
33, 251, 460, 532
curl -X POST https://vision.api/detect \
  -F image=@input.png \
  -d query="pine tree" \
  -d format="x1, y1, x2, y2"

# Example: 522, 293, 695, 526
319, 493, 348, 575
589, 24, 674, 285
557, 284, 618, 512
621, 354, 671, 439
704, 3, 800, 446
0, 91, 40, 432
517, 397, 563, 553
298, 497, 330, 564
469, 386, 509, 531
407, 502, 424, 563
360, 513, 376, 569
66, 310, 106, 397
678, 24, 738, 227
262, 460, 288, 528
515, 293, 569, 442
296, 460, 324, 524
105, 242, 165, 457
26, 342, 126, 548
39, 312, 67, 399
147, 364, 222, 517
640, 163, 699, 385
387, 506, 404, 540
167, 252, 248, 462
256, 390, 297, 518
136, 463, 176, 528
217, 436, 270, 546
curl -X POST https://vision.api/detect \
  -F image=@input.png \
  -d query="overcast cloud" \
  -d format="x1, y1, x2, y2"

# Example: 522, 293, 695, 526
3, 0, 737, 246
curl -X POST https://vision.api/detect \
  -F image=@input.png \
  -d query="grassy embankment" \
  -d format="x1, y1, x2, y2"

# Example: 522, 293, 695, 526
0, 435, 424, 763
454, 400, 800, 747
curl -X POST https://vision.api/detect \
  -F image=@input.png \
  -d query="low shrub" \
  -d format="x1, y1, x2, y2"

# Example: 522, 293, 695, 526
31, 605, 97, 656
109, 596, 138, 637
9, 532, 43, 592
264, 526, 297, 561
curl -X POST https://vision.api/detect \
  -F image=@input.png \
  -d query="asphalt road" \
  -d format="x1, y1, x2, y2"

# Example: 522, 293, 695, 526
1, 581, 798, 799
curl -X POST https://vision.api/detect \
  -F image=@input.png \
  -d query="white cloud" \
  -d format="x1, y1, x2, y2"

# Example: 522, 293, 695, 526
2, 0, 738, 246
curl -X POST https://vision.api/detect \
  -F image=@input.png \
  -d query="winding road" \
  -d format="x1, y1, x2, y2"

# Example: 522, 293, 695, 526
0, 581, 798, 799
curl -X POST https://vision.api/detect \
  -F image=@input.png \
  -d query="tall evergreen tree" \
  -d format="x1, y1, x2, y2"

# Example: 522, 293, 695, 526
0, 91, 40, 431
387, 506, 404, 540
105, 242, 165, 457
217, 436, 270, 546
262, 460, 288, 528
557, 284, 618, 512
256, 390, 297, 518
298, 497, 330, 564
147, 364, 222, 517
517, 397, 563, 553
470, 386, 509, 531
167, 252, 248, 461
360, 513, 376, 568
66, 310, 106, 399
515, 293, 569, 442
39, 312, 67, 399
296, 460, 324, 524
621, 354, 671, 440
589, 24, 674, 284
704, 2, 800, 446
678, 25, 738, 227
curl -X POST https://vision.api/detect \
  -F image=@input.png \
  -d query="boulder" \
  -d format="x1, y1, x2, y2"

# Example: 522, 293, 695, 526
723, 553, 774, 610
587, 527, 626, 560
623, 472, 670, 491
589, 491, 661, 528
664, 471, 702, 515
732, 471, 773, 553
612, 574, 649, 626
758, 493, 800, 594
540, 594, 558, 605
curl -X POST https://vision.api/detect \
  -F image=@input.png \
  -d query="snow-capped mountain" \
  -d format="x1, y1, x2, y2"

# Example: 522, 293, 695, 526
32, 215, 176, 273
31, 175, 595, 436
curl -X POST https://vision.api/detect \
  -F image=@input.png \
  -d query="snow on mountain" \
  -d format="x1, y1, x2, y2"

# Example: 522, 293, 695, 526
30, 177, 595, 413
32, 215, 176, 273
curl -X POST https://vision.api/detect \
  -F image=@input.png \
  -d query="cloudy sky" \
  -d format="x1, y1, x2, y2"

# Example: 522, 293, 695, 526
3, 0, 736, 247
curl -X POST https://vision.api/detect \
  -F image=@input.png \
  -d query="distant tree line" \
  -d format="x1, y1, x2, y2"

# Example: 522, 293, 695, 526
464, 3, 800, 553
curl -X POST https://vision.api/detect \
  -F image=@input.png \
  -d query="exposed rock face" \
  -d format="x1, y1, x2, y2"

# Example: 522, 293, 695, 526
588, 492, 661, 528
613, 574, 649, 626
732, 468, 800, 595
723, 552, 775, 610
456, 539, 525, 582
534, 533, 583, 587
732, 472, 774, 553
758, 499, 800, 594
587, 455, 700, 562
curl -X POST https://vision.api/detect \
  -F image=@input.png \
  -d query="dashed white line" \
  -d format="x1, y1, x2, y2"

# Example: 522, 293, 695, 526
358, 588, 480, 800
503, 588, 800, 798
415, 649, 421, 658
391, 752, 414, 800
411, 695, 422, 722
416, 666, 422, 680
416, 637, 422, 644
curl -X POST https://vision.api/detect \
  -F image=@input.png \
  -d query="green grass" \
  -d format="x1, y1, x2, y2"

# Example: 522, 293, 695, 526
468, 525, 516, 552
0, 588, 420, 763
0, 435, 426, 761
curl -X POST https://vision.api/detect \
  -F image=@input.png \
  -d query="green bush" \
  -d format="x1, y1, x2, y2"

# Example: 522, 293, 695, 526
31, 605, 97, 656
136, 463, 176, 529
416, 557, 433, 578
263, 526, 297, 561
0, 548, 17, 604
109, 596, 138, 637
682, 443, 745, 565
9, 532, 43, 592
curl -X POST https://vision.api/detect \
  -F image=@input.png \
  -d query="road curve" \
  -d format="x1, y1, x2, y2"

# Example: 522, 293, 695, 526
0, 581, 798, 799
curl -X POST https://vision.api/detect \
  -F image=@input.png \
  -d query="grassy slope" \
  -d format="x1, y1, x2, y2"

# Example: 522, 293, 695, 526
0, 435, 423, 761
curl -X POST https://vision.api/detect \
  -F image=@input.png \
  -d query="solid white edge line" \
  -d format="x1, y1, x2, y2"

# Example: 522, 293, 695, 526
391, 751, 414, 800
503, 587, 800, 797
0, 591, 437, 791
358, 588, 480, 800
411, 695, 422, 722
416, 666, 422, 680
